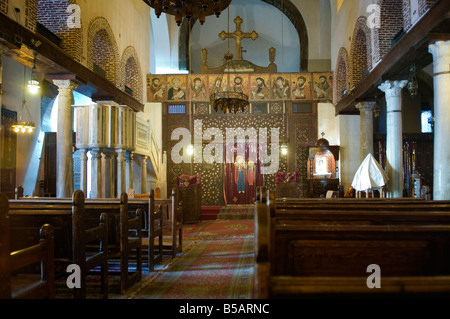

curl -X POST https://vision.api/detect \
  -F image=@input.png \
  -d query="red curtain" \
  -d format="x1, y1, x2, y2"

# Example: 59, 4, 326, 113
223, 143, 264, 205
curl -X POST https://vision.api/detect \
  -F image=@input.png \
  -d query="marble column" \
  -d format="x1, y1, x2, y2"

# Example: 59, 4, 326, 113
141, 156, 148, 194
429, 40, 450, 200
90, 148, 103, 198
79, 148, 88, 195
356, 101, 377, 162
378, 80, 408, 198
103, 150, 115, 198
125, 150, 134, 192
116, 149, 126, 197
53, 80, 78, 198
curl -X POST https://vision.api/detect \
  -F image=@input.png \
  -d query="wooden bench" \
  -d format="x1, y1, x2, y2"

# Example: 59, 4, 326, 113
0, 193, 55, 299
135, 189, 183, 260
58, 193, 143, 293
155, 189, 183, 258
254, 192, 450, 299
8, 190, 109, 298
19, 192, 162, 273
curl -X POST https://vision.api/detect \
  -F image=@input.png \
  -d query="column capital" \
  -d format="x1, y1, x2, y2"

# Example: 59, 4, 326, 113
53, 79, 78, 94
428, 41, 450, 75
355, 101, 377, 112
90, 148, 103, 158
378, 80, 408, 97
429, 40, 450, 58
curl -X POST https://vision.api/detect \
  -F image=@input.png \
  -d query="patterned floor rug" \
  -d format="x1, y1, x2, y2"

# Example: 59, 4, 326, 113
216, 206, 255, 220
117, 219, 255, 299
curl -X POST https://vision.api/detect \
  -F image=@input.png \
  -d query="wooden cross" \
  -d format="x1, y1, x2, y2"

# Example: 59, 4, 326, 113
219, 16, 259, 60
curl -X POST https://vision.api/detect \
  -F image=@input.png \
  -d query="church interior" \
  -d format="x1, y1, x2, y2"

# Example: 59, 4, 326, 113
1, 0, 450, 302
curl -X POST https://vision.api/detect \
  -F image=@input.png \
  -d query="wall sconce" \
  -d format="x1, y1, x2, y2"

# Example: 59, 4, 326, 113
27, 52, 40, 94
186, 144, 194, 156
281, 144, 288, 156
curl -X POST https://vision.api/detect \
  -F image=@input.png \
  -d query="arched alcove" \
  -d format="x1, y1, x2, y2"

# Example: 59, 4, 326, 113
333, 47, 349, 105
120, 46, 144, 103
350, 17, 372, 87
87, 17, 120, 86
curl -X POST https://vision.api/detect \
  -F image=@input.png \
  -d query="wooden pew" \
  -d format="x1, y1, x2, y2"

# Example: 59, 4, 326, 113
20, 192, 162, 273
127, 190, 164, 271
155, 189, 183, 258
254, 192, 450, 299
8, 190, 109, 298
116, 193, 143, 292
135, 189, 182, 260
0, 193, 55, 299
38, 193, 143, 293
72, 190, 109, 299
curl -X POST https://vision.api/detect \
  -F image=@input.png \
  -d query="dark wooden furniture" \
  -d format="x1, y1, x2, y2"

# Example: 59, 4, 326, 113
148, 190, 163, 271
135, 189, 182, 263
0, 193, 55, 299
8, 191, 109, 298
254, 192, 450, 299
308, 178, 340, 198
15, 193, 163, 277
71, 190, 109, 299
177, 175, 202, 224
155, 189, 183, 258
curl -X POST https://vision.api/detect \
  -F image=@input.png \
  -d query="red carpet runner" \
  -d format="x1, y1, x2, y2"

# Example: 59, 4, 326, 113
121, 217, 255, 299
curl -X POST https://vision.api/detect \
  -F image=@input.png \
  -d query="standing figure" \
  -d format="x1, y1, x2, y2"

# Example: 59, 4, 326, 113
235, 155, 246, 193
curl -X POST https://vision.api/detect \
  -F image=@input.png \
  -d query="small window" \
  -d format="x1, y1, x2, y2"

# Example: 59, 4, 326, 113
293, 103, 313, 114
421, 110, 433, 133
168, 104, 186, 114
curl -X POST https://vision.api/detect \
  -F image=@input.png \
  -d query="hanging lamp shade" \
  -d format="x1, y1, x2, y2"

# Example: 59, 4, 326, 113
144, 0, 232, 26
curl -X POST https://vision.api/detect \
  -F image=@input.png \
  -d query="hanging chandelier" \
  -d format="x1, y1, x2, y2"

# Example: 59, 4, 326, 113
12, 65, 36, 134
144, 0, 232, 26
12, 121, 35, 134
210, 52, 249, 114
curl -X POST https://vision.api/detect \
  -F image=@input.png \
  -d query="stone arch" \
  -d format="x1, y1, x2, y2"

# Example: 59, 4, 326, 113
373, 0, 404, 63
120, 46, 144, 103
87, 17, 120, 86
350, 16, 372, 87
179, 0, 309, 72
333, 47, 349, 105
36, 0, 83, 62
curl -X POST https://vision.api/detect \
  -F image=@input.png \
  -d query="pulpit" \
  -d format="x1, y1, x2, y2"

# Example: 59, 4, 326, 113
177, 174, 202, 224
307, 136, 340, 198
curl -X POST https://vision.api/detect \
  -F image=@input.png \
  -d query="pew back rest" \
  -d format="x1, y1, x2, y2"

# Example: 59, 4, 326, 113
1, 192, 56, 299
273, 223, 450, 277
8, 200, 73, 258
